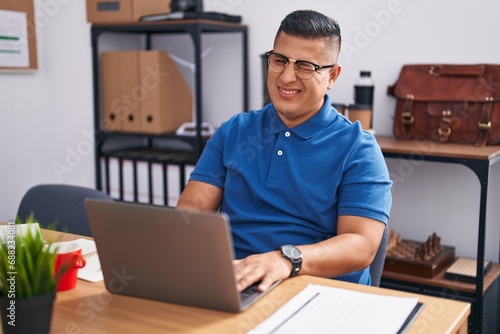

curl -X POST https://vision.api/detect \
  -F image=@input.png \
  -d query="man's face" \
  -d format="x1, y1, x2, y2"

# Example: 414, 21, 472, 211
267, 32, 341, 128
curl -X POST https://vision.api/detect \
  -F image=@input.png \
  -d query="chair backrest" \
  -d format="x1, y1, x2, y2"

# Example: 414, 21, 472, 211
17, 184, 113, 237
370, 225, 389, 287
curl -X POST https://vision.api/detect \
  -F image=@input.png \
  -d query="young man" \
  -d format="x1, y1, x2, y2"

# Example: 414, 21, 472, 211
176, 10, 392, 291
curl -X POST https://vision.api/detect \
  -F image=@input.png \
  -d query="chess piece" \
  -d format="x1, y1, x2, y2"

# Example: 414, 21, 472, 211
432, 232, 441, 251
414, 247, 423, 260
425, 236, 432, 255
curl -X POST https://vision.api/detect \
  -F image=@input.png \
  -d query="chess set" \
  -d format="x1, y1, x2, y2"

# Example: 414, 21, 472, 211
384, 230, 455, 278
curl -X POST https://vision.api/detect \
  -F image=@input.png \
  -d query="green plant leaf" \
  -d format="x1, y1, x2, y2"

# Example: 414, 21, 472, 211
0, 214, 59, 298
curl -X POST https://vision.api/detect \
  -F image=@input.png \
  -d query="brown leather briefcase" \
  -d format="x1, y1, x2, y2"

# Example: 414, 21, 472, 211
388, 64, 500, 146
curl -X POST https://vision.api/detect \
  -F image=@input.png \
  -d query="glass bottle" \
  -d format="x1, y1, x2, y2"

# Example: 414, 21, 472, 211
354, 70, 374, 107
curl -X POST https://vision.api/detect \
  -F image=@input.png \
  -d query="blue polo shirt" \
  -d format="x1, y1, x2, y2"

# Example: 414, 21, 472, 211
189, 95, 392, 284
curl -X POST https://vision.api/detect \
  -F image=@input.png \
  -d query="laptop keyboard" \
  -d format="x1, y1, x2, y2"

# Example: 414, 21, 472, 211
240, 282, 262, 305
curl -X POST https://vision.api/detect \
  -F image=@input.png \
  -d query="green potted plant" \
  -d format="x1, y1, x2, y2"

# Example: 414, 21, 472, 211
0, 213, 64, 334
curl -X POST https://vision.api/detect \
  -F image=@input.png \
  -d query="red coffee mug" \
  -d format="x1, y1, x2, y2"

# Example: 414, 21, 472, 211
54, 243, 86, 291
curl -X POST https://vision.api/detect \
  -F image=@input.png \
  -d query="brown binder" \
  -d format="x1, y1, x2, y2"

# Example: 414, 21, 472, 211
101, 51, 140, 132
101, 50, 192, 134
139, 51, 192, 134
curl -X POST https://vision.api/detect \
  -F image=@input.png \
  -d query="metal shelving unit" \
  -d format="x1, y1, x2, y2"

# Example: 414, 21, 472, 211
377, 136, 500, 333
90, 20, 248, 204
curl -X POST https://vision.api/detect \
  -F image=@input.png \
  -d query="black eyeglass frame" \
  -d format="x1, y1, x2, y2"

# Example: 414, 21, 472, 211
266, 50, 336, 76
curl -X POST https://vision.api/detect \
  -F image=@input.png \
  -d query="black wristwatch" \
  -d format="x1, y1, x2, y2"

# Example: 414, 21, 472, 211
279, 245, 302, 277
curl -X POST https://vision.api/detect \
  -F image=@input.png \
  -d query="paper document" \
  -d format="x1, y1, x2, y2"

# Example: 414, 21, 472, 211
0, 10, 30, 67
249, 284, 421, 334
72, 238, 104, 282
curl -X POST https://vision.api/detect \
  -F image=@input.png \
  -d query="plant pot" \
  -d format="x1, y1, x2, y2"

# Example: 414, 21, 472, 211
0, 290, 56, 334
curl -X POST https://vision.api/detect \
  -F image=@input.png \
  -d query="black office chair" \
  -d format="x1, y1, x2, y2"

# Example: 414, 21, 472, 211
369, 225, 390, 287
17, 184, 113, 237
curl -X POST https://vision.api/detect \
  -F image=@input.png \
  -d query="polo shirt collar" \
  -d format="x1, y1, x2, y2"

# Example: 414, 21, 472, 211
268, 95, 336, 139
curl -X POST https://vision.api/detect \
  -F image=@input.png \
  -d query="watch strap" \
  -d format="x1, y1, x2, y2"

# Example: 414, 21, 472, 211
289, 258, 302, 277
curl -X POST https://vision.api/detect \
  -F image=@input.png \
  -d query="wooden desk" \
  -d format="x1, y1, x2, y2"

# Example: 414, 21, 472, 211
39, 230, 470, 334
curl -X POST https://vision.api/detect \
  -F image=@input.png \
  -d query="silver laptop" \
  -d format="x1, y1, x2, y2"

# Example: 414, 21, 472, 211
84, 199, 279, 313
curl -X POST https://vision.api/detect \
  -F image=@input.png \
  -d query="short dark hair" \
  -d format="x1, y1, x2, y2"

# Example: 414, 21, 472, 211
275, 10, 341, 53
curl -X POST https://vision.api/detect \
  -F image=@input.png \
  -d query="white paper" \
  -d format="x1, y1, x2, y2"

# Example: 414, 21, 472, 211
249, 284, 420, 334
0, 10, 29, 68
73, 238, 104, 282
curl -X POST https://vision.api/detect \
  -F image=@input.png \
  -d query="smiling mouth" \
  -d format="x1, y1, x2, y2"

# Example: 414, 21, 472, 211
279, 87, 300, 95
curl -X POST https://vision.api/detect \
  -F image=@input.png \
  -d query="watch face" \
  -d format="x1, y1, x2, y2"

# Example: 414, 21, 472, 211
282, 245, 301, 260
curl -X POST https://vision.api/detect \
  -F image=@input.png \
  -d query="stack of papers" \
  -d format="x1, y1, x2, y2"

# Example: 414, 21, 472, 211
249, 284, 422, 334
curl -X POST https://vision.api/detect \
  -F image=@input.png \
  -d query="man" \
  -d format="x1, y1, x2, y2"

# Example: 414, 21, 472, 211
176, 10, 392, 292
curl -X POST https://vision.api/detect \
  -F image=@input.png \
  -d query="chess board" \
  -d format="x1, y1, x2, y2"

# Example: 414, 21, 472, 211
384, 239, 455, 278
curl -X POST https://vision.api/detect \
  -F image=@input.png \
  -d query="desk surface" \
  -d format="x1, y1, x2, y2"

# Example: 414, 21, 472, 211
36, 229, 471, 334
376, 135, 500, 160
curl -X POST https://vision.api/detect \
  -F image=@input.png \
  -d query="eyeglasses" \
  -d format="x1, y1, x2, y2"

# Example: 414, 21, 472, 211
266, 51, 336, 80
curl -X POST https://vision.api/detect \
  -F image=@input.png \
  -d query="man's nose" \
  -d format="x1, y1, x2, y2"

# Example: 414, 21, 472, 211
280, 61, 298, 82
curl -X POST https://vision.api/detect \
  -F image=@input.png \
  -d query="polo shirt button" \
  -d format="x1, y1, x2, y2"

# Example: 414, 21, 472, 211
277, 150, 283, 156
285, 131, 290, 137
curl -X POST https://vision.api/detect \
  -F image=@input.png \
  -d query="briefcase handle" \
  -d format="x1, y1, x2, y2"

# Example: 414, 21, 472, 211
429, 64, 485, 77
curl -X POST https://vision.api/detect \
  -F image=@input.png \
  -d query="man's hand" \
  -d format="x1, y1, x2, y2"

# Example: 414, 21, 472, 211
232, 217, 385, 292
233, 250, 292, 292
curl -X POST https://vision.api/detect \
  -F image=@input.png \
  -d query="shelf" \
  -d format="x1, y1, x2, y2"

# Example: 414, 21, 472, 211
91, 19, 248, 32
383, 263, 500, 295
99, 130, 211, 149
102, 147, 198, 165
376, 135, 500, 161
91, 20, 248, 204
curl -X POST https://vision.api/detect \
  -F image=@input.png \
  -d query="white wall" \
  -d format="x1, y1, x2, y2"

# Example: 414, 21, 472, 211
1, 0, 499, 261
0, 0, 94, 217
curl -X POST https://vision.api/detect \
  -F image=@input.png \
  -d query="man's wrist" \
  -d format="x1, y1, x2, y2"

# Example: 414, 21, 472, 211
279, 245, 303, 277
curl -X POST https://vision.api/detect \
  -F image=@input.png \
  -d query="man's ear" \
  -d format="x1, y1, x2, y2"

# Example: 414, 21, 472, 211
327, 64, 342, 90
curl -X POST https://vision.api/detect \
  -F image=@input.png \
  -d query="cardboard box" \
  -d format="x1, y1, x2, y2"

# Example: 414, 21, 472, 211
101, 50, 193, 134
87, 0, 171, 23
